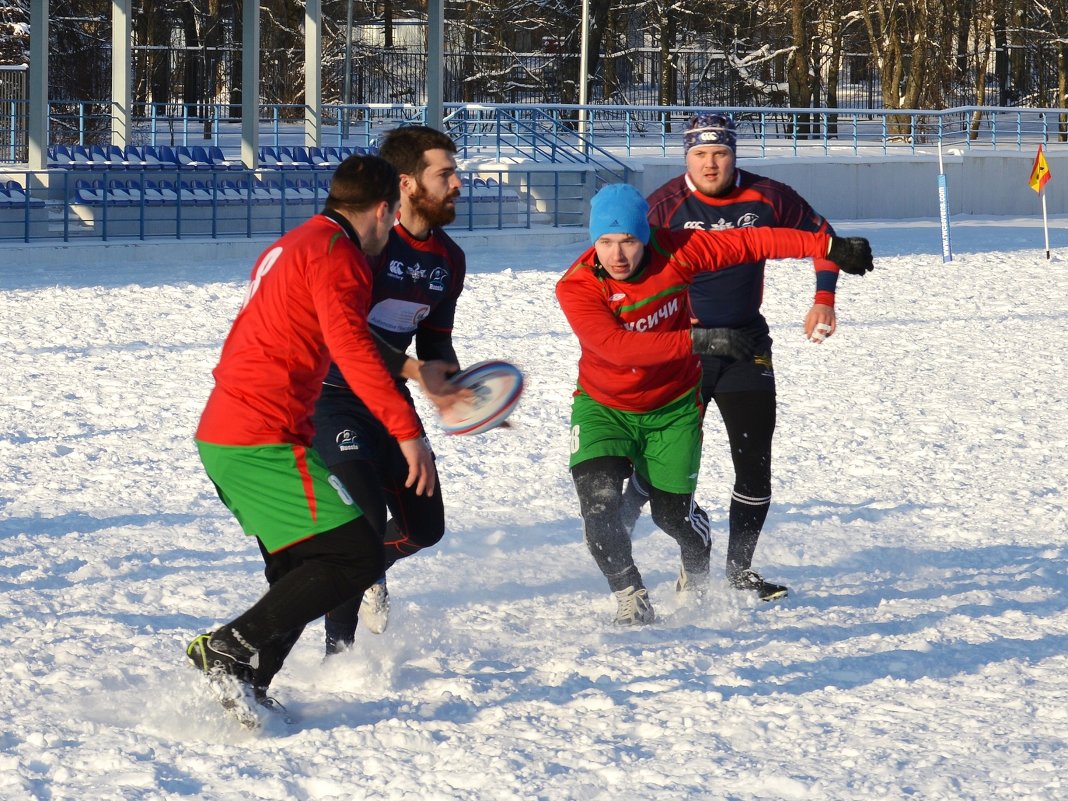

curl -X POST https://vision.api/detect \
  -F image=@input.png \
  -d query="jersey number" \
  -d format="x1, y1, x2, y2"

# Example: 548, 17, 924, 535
241, 246, 284, 310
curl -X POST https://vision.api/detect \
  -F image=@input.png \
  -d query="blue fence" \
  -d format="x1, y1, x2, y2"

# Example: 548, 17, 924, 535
443, 104, 1068, 159
7, 101, 1068, 157
2, 103, 1066, 243
0, 157, 581, 243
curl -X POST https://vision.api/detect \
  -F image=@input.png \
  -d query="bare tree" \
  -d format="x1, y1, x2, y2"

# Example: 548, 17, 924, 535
0, 0, 30, 65
968, 0, 996, 140
1035, 0, 1068, 139
858, 0, 936, 135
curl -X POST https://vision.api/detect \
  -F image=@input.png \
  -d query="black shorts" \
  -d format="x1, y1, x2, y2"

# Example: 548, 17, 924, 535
699, 349, 776, 400
311, 382, 426, 470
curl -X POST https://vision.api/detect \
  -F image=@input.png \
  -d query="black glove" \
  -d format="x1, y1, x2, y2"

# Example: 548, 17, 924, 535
691, 327, 757, 361
827, 236, 874, 275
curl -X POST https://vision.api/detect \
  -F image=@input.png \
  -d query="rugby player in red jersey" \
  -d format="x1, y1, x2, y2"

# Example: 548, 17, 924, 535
186, 155, 435, 722
555, 182, 871, 624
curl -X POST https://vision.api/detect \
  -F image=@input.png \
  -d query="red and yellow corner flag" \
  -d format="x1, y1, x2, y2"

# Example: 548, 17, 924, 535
1029, 145, 1051, 193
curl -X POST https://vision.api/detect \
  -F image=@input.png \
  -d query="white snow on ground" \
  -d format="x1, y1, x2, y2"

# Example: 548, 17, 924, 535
1, 215, 1066, 800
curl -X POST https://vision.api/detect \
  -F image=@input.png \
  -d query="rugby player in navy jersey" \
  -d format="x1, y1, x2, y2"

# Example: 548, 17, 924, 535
312, 126, 468, 652
619, 112, 870, 601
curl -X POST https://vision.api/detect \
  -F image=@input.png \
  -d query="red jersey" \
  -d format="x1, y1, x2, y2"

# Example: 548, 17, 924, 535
555, 226, 830, 412
196, 212, 422, 446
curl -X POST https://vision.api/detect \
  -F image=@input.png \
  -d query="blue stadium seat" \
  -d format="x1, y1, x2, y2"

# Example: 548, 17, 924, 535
259, 146, 282, 169
49, 144, 75, 169
307, 146, 334, 170
189, 145, 213, 169
107, 145, 131, 168
106, 178, 134, 205
74, 178, 105, 203
218, 180, 249, 204
175, 146, 211, 171
156, 146, 181, 170
275, 146, 302, 170
2, 181, 45, 208
155, 180, 180, 203
70, 145, 94, 170
138, 145, 168, 169
88, 145, 119, 170
140, 179, 168, 204
289, 146, 315, 169
208, 146, 242, 171
122, 146, 152, 170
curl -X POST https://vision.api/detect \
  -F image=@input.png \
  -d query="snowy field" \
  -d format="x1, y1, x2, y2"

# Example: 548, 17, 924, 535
1, 215, 1067, 800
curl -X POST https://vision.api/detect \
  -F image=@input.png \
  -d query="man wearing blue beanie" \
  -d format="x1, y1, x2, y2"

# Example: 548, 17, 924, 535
556, 182, 872, 625
619, 112, 860, 603
587, 182, 651, 245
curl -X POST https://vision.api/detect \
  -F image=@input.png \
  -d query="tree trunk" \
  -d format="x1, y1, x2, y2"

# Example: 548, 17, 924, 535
969, 6, 994, 141
825, 15, 842, 137
786, 0, 812, 138
1059, 45, 1067, 141
658, 9, 675, 108
462, 2, 475, 103
202, 0, 224, 137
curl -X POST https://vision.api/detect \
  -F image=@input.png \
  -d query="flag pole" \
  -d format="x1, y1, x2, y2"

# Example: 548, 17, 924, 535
1041, 187, 1050, 260
1029, 144, 1052, 260
937, 141, 953, 263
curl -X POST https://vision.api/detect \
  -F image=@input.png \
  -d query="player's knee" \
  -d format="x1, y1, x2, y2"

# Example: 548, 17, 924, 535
734, 472, 772, 499
326, 517, 386, 585
415, 524, 445, 549
649, 495, 689, 532
573, 461, 628, 514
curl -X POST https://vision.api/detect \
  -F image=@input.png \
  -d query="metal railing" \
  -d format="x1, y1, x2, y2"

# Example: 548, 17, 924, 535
2, 103, 1066, 244
0, 165, 592, 244
4, 100, 1066, 160
443, 104, 1068, 159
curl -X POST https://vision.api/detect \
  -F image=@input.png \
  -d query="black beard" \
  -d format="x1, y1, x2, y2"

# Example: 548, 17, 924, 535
409, 182, 457, 228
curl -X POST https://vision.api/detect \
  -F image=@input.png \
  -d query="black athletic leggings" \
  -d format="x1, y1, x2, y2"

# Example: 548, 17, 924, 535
619, 390, 774, 574
239, 516, 384, 690
323, 458, 446, 647
572, 456, 710, 593
707, 390, 775, 503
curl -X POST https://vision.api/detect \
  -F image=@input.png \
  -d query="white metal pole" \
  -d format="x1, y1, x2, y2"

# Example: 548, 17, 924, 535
426, 0, 445, 129
305, 0, 321, 146
241, 0, 260, 169
937, 141, 953, 262
1041, 189, 1051, 260
578, 0, 590, 152
112, 0, 132, 147
28, 0, 48, 174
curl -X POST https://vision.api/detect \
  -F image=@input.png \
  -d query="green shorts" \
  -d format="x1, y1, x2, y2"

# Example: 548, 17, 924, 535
196, 440, 362, 553
568, 388, 704, 495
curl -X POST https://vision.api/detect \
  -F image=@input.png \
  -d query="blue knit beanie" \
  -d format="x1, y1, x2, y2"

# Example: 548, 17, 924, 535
588, 183, 650, 244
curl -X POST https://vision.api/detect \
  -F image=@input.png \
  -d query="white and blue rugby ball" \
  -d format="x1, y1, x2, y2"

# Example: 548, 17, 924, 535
439, 360, 524, 436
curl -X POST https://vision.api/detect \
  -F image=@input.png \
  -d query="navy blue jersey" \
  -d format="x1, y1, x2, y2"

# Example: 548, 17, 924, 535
323, 222, 466, 395
646, 169, 837, 331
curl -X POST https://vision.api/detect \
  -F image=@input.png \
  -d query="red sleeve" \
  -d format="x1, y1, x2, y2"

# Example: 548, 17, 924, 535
308, 244, 422, 442
665, 226, 831, 279
554, 260, 692, 367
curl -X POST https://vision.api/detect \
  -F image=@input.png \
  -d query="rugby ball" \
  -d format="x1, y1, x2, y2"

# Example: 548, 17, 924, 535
439, 360, 524, 436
